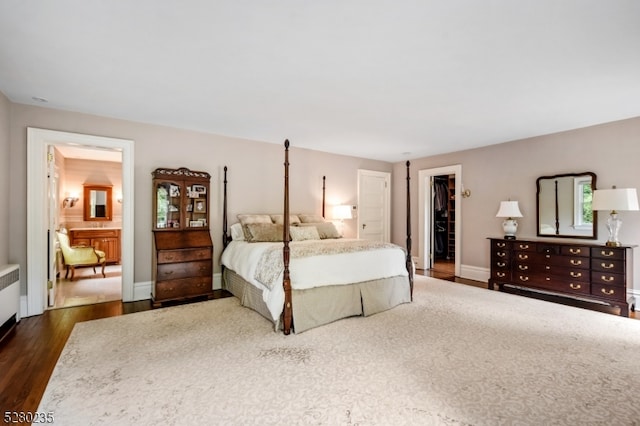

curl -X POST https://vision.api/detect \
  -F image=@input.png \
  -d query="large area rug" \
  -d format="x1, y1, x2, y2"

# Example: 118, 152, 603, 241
38, 275, 640, 425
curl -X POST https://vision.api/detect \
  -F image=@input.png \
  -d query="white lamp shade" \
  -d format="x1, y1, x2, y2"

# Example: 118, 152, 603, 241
332, 204, 353, 220
496, 201, 523, 218
592, 188, 639, 211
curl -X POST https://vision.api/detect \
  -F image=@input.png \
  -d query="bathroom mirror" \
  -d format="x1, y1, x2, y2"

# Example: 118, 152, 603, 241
536, 172, 597, 239
83, 184, 113, 221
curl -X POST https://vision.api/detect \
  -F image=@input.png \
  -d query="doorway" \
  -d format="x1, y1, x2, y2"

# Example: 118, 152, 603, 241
432, 174, 455, 276
357, 170, 391, 242
417, 165, 462, 277
27, 128, 135, 317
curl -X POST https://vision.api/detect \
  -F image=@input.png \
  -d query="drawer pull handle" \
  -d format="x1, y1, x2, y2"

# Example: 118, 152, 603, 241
165, 270, 174, 275
601, 288, 615, 295
497, 272, 506, 278
518, 275, 529, 282
545, 266, 551, 270
570, 272, 582, 278
518, 254, 529, 260
497, 262, 506, 267
600, 250, 615, 257
569, 283, 581, 290
569, 248, 581, 254
519, 244, 529, 249
518, 265, 528, 271
497, 242, 506, 248
497, 252, 506, 258
545, 277, 551, 281
165, 255, 175, 261
601, 275, 615, 283
545, 254, 551, 259
570, 260, 582, 266
600, 263, 614, 269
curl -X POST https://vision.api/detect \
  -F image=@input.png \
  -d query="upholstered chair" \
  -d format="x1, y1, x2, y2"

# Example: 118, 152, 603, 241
56, 232, 106, 281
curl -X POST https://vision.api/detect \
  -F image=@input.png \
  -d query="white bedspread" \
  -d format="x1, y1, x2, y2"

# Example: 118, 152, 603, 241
221, 239, 409, 321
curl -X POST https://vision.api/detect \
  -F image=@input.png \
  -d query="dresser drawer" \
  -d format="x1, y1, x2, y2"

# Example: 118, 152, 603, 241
491, 269, 511, 281
591, 258, 625, 274
592, 283, 626, 301
591, 247, 625, 260
155, 276, 213, 300
592, 272, 625, 287
533, 279, 591, 296
491, 240, 512, 250
157, 260, 212, 281
514, 242, 536, 252
561, 246, 590, 256
158, 248, 211, 264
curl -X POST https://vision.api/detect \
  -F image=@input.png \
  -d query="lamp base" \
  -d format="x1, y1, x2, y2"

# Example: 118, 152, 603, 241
504, 235, 516, 240
605, 240, 621, 247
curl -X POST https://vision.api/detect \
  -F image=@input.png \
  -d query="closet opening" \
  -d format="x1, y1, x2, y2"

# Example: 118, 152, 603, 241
432, 174, 455, 275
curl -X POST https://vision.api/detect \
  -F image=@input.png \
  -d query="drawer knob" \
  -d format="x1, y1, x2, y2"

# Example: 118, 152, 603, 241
497, 252, 506, 258
600, 263, 614, 269
601, 275, 615, 283
497, 262, 506, 267
519, 244, 529, 249
497, 272, 506, 278
570, 248, 581, 254
518, 275, 529, 282
497, 242, 506, 248
569, 283, 581, 290
570, 272, 582, 278
518, 254, 529, 260
601, 288, 615, 295
570, 260, 582, 266
518, 265, 529, 271
545, 266, 551, 270
600, 250, 615, 257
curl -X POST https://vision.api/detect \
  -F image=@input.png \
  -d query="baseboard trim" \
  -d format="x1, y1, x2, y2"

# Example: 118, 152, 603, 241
133, 281, 152, 302
460, 264, 490, 283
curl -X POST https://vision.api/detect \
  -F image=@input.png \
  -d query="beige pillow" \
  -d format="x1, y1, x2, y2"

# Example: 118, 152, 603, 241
270, 214, 301, 225
298, 214, 326, 223
245, 223, 284, 242
297, 222, 341, 239
237, 214, 273, 225
290, 226, 320, 241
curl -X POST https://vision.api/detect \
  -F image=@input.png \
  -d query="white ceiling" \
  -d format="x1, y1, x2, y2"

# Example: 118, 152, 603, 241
1, 1, 639, 162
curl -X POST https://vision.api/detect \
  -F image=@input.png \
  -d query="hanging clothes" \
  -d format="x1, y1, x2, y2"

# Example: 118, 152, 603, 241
434, 178, 449, 212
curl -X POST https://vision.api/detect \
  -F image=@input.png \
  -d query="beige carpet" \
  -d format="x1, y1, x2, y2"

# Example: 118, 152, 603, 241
38, 276, 640, 425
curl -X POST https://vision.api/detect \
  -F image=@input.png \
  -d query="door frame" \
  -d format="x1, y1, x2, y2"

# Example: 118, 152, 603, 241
418, 165, 462, 276
356, 169, 391, 242
27, 128, 135, 316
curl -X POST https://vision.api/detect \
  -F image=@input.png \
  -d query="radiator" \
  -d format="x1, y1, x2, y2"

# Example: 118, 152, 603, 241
0, 264, 20, 338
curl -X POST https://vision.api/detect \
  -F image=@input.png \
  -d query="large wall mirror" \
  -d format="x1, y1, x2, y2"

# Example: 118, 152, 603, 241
536, 172, 597, 239
83, 184, 113, 221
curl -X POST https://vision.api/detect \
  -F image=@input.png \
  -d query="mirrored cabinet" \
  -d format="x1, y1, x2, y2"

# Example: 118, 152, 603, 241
151, 167, 214, 307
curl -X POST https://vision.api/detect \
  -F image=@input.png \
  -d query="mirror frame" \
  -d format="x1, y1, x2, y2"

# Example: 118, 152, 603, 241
536, 172, 597, 239
83, 184, 113, 221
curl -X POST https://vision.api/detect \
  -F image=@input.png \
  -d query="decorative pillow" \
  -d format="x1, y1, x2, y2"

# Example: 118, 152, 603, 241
290, 226, 320, 241
298, 214, 326, 223
237, 214, 273, 225
270, 214, 301, 225
297, 222, 341, 239
230, 223, 244, 241
245, 223, 284, 242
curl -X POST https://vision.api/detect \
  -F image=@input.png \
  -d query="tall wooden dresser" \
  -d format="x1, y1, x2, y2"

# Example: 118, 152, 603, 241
489, 238, 635, 316
151, 167, 214, 307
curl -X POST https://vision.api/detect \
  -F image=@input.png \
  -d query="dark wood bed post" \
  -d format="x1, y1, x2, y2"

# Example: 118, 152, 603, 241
406, 161, 414, 300
222, 166, 229, 248
282, 140, 293, 335
322, 176, 326, 218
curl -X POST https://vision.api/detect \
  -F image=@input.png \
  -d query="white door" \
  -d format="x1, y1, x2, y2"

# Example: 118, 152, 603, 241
357, 170, 390, 242
47, 145, 58, 306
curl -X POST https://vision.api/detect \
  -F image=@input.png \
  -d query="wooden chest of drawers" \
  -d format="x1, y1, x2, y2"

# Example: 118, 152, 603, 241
489, 238, 635, 316
152, 230, 214, 307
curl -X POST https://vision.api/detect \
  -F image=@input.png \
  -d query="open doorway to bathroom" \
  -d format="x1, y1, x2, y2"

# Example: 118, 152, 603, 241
52, 145, 123, 309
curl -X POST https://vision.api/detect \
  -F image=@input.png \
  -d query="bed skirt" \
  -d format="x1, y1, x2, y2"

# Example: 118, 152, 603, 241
222, 268, 411, 333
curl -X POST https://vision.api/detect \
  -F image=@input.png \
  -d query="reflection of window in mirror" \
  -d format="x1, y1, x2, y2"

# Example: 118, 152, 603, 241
573, 177, 593, 231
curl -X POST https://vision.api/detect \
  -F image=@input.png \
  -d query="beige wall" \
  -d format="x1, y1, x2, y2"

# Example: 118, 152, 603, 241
392, 117, 640, 287
8, 103, 391, 295
0, 92, 9, 265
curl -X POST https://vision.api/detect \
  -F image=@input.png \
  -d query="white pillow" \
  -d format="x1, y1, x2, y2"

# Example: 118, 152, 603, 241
230, 223, 244, 241
290, 226, 320, 241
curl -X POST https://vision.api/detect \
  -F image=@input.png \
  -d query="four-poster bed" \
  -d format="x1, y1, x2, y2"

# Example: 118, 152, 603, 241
221, 140, 414, 334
